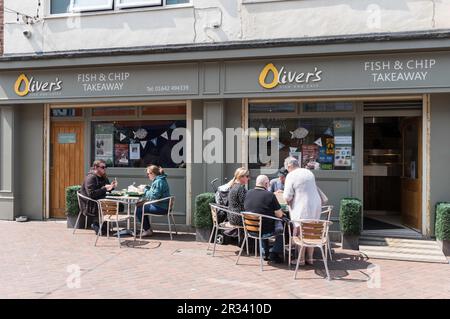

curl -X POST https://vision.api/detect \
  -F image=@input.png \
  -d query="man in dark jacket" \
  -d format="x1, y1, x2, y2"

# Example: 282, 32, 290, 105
80, 159, 117, 235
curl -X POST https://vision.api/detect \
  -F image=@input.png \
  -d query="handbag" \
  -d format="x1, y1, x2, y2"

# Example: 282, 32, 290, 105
317, 187, 328, 205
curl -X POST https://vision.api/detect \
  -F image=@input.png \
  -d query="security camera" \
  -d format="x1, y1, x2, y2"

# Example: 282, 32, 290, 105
23, 30, 32, 38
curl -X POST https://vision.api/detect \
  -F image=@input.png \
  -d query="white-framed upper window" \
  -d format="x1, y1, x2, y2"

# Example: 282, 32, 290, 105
50, 0, 191, 15
116, 0, 162, 9
70, 0, 114, 12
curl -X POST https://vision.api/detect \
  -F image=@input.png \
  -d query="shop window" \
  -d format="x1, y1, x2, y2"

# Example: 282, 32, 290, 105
249, 116, 355, 171
249, 103, 296, 113
142, 105, 186, 116
51, 108, 83, 117
303, 102, 354, 113
92, 120, 186, 168
92, 107, 136, 117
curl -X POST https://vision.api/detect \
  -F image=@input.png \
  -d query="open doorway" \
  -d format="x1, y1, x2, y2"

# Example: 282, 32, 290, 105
363, 116, 422, 237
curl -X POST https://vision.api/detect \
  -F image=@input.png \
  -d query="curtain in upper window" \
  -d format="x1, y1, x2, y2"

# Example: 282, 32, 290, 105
116, 0, 162, 9
70, 0, 114, 12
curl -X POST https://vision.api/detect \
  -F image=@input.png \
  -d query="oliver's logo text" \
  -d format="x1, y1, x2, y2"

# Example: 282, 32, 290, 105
258, 63, 323, 89
14, 74, 63, 97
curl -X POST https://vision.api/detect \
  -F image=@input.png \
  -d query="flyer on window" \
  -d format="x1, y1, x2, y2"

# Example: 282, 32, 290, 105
129, 143, 141, 160
95, 134, 113, 165
115, 144, 129, 166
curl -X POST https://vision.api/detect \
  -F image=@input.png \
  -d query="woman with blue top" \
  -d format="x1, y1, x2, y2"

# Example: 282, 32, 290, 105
136, 165, 170, 237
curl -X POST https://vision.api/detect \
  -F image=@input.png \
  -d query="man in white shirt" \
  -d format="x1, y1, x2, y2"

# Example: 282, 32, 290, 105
283, 158, 322, 264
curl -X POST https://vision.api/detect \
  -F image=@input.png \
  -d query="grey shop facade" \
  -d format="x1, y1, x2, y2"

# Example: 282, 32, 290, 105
0, 37, 449, 239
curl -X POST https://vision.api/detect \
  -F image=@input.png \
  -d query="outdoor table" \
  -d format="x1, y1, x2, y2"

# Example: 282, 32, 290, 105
106, 194, 142, 239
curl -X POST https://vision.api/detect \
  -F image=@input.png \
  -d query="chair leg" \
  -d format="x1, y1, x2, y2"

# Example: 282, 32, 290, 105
170, 213, 178, 235
320, 246, 331, 281
207, 226, 216, 251
72, 212, 82, 234
328, 239, 333, 261
94, 221, 104, 246
259, 239, 264, 272
116, 221, 121, 248
236, 233, 247, 265
282, 232, 286, 262
167, 214, 173, 240
140, 214, 144, 240
293, 248, 302, 279
212, 227, 219, 257
288, 236, 292, 270
84, 214, 88, 229
107, 222, 110, 239
254, 238, 257, 257
246, 235, 249, 256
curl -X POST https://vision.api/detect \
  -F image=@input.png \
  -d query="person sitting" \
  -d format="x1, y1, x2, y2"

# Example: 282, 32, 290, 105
136, 165, 170, 237
269, 167, 288, 193
244, 175, 285, 264
80, 159, 117, 235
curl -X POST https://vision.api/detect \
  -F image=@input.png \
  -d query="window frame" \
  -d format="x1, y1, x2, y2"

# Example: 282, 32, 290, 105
116, 0, 162, 9
48, 0, 192, 16
70, 0, 115, 13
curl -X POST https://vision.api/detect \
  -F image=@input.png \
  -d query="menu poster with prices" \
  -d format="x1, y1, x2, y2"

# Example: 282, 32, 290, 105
333, 120, 353, 168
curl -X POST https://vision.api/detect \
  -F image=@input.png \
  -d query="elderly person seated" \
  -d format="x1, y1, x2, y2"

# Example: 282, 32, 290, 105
244, 175, 285, 263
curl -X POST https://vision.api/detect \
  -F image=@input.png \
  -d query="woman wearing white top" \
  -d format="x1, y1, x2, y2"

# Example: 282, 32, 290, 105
283, 158, 322, 265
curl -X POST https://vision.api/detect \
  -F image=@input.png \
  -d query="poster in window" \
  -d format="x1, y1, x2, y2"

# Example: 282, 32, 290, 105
129, 143, 141, 160
334, 146, 352, 167
301, 144, 320, 170
115, 144, 129, 166
95, 134, 113, 162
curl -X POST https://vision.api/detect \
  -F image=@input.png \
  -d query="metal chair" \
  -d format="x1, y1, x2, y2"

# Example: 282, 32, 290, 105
321, 205, 334, 261
139, 196, 177, 240
207, 204, 247, 256
95, 199, 133, 248
293, 219, 332, 281
236, 212, 286, 272
73, 191, 98, 234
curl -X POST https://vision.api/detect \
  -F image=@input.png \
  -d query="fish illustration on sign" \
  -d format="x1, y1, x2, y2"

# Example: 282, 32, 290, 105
289, 127, 308, 139
133, 128, 148, 139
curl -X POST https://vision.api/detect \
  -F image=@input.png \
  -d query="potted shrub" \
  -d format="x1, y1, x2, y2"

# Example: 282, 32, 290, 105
339, 198, 362, 250
65, 185, 82, 229
194, 193, 215, 242
435, 202, 450, 256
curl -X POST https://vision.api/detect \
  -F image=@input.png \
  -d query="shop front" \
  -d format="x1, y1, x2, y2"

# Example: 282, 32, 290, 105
0, 44, 449, 238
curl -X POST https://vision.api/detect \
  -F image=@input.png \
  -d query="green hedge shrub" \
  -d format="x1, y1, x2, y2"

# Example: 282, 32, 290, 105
66, 185, 81, 217
435, 202, 450, 241
194, 193, 215, 229
339, 198, 362, 236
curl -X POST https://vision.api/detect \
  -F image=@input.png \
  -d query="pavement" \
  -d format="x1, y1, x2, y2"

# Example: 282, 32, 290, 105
0, 220, 449, 299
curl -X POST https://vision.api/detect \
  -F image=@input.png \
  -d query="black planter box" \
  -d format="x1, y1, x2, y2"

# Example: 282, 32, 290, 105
342, 234, 359, 250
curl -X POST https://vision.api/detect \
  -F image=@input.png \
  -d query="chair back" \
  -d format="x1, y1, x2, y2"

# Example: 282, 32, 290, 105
209, 204, 220, 227
298, 219, 330, 246
98, 199, 120, 222
77, 191, 100, 214
242, 212, 262, 238
321, 205, 333, 222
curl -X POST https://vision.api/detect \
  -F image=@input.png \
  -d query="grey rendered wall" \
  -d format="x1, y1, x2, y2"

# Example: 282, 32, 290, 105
13, 104, 44, 220
224, 99, 244, 182
190, 100, 205, 224
0, 106, 14, 220
430, 94, 450, 235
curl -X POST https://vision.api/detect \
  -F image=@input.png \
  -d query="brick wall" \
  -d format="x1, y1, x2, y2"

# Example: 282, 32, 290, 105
0, 0, 3, 56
